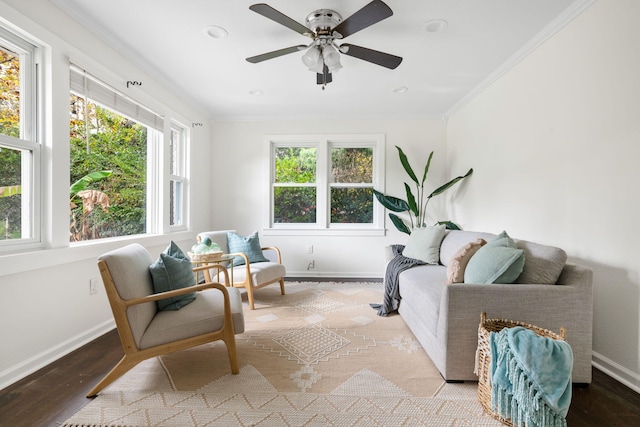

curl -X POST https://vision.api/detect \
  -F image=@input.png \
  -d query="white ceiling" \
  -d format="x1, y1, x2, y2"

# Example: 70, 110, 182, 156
53, 0, 585, 121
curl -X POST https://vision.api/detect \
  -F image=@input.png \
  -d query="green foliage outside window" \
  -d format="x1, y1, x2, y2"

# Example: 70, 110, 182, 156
273, 145, 375, 225
70, 95, 147, 240
0, 48, 22, 239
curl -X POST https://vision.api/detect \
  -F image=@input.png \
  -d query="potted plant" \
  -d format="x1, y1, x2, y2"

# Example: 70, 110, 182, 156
373, 146, 473, 234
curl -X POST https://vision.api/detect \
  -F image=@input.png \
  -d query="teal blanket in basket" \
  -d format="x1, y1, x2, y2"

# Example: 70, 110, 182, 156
490, 326, 573, 427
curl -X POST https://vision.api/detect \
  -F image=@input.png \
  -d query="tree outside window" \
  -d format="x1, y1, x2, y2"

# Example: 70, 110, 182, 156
0, 31, 38, 244
69, 95, 148, 241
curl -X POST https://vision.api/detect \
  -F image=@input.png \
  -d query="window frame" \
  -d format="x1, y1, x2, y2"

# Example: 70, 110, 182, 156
264, 134, 385, 237
69, 64, 166, 242
168, 123, 188, 231
0, 25, 41, 250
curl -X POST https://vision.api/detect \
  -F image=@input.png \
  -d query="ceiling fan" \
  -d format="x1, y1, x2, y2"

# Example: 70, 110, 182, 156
246, 0, 403, 88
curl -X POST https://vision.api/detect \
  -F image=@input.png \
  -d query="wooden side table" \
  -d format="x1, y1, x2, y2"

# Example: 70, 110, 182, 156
190, 253, 236, 285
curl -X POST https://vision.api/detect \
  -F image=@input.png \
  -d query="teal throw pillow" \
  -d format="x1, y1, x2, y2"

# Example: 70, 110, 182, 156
149, 241, 197, 310
402, 224, 447, 264
464, 231, 525, 284
227, 231, 269, 267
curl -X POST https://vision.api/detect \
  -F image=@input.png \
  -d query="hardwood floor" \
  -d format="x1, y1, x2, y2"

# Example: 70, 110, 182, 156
1, 329, 640, 426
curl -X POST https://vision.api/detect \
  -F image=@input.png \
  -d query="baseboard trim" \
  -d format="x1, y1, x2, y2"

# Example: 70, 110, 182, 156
592, 351, 640, 394
0, 319, 116, 391
286, 271, 383, 280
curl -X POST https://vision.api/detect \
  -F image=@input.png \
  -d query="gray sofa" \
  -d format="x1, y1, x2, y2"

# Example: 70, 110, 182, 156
391, 230, 593, 384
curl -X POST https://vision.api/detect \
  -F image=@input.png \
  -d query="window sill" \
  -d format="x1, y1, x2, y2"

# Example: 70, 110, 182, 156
262, 228, 386, 237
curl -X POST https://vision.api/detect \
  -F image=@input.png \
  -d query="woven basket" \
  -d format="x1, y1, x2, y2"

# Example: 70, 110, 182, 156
475, 312, 566, 426
187, 251, 224, 262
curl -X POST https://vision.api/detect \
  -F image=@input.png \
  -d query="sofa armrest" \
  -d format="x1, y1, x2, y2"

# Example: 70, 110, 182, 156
438, 263, 593, 382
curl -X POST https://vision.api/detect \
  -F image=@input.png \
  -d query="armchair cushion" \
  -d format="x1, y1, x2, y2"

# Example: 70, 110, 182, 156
139, 286, 244, 349
149, 241, 197, 310
227, 231, 269, 266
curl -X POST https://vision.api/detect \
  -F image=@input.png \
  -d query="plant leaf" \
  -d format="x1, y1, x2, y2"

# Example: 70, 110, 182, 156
437, 220, 461, 230
404, 183, 418, 217
421, 151, 434, 185
70, 170, 113, 195
373, 189, 409, 212
389, 213, 411, 235
428, 168, 473, 198
396, 146, 419, 185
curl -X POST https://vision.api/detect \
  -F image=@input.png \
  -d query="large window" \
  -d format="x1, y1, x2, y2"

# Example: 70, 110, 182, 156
0, 26, 40, 246
268, 134, 384, 234
69, 65, 164, 241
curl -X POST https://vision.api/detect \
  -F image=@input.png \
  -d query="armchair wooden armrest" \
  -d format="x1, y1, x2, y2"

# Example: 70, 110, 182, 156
261, 246, 283, 263
122, 282, 230, 307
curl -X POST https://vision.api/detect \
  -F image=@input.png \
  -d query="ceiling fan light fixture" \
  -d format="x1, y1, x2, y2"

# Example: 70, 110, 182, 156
309, 58, 325, 74
322, 44, 341, 67
301, 46, 321, 68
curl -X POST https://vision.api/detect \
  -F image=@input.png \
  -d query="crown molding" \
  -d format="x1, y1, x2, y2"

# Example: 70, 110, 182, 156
443, 0, 597, 120
50, 0, 211, 117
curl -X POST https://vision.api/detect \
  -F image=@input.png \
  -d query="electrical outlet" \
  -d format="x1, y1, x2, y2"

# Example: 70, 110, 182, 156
89, 278, 99, 295
307, 245, 313, 254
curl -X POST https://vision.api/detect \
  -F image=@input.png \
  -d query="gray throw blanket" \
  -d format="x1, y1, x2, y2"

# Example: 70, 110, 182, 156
370, 244, 426, 316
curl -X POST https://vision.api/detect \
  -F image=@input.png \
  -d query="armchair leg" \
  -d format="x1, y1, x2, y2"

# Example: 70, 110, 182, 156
86, 356, 140, 398
279, 278, 285, 295
246, 285, 256, 310
224, 337, 240, 374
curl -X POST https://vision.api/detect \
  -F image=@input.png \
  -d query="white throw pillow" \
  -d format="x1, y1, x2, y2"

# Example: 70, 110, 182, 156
402, 224, 447, 264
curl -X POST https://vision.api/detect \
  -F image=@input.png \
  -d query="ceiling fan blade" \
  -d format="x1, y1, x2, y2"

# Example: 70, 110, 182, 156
246, 45, 307, 63
316, 64, 333, 85
249, 3, 312, 37
332, 0, 393, 39
340, 43, 402, 69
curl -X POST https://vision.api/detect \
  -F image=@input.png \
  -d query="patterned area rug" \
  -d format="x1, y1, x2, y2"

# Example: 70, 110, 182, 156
63, 281, 502, 426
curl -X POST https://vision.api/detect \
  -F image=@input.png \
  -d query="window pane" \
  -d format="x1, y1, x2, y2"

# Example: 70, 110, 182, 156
273, 187, 316, 223
0, 46, 20, 139
331, 147, 372, 183
275, 147, 316, 183
169, 128, 179, 175
0, 145, 24, 239
170, 179, 182, 226
70, 96, 147, 241
330, 187, 373, 223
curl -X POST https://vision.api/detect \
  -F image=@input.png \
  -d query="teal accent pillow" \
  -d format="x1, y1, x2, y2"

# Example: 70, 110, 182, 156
402, 224, 447, 264
227, 231, 269, 267
149, 241, 197, 310
464, 231, 525, 284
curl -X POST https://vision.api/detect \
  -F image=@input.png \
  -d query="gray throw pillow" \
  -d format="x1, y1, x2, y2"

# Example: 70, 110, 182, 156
402, 224, 447, 264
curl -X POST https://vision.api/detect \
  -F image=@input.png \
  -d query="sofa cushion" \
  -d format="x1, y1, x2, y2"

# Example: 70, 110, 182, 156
149, 241, 197, 311
440, 230, 496, 266
464, 231, 525, 284
515, 240, 567, 285
402, 224, 446, 264
398, 265, 447, 336
446, 238, 487, 284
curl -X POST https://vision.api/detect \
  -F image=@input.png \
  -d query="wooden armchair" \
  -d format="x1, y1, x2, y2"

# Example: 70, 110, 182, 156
86, 243, 244, 397
198, 230, 286, 310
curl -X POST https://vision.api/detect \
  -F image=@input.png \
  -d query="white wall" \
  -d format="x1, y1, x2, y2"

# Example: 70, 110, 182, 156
0, 0, 211, 388
447, 0, 640, 390
209, 118, 450, 277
